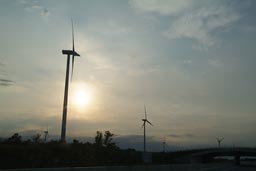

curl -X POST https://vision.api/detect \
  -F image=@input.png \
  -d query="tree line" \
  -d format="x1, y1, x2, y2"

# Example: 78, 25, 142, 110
0, 131, 142, 169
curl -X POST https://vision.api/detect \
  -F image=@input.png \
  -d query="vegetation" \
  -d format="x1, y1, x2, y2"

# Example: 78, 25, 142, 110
2, 131, 245, 169
0, 131, 142, 169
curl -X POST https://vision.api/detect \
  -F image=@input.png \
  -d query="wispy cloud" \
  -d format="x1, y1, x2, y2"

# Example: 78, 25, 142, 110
168, 133, 196, 138
130, 0, 242, 47
88, 20, 131, 36
130, 0, 192, 15
0, 61, 5, 74
0, 60, 13, 86
163, 6, 241, 47
0, 61, 4, 67
19, 0, 50, 17
0, 78, 14, 86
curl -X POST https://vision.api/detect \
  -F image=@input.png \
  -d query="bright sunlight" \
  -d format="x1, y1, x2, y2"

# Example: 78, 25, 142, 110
71, 83, 93, 108
74, 89, 91, 106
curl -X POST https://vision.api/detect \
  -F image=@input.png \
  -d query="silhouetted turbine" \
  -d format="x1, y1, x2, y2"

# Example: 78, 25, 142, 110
141, 105, 153, 153
163, 136, 166, 153
216, 137, 224, 148
44, 126, 49, 142
61, 20, 80, 143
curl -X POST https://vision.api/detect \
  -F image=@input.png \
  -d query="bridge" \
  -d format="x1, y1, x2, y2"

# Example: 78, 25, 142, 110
178, 148, 256, 165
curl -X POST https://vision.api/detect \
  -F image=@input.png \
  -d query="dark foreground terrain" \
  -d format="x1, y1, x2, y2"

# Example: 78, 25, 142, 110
1, 133, 255, 170
5, 164, 256, 171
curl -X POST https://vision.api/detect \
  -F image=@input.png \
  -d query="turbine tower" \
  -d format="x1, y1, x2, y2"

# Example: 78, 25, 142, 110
61, 20, 80, 143
44, 126, 49, 142
216, 137, 224, 148
163, 136, 166, 153
141, 105, 153, 153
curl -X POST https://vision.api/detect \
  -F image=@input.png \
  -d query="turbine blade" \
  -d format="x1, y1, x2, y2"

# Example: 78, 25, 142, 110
71, 18, 75, 51
71, 56, 74, 81
141, 122, 145, 128
71, 19, 75, 81
146, 120, 153, 126
144, 105, 147, 119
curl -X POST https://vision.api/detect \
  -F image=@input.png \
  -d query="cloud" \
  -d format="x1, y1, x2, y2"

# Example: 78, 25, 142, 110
130, 0, 242, 47
0, 61, 6, 75
208, 59, 222, 67
168, 133, 196, 138
0, 78, 14, 86
0, 61, 4, 67
163, 6, 241, 46
130, 0, 192, 15
40, 8, 50, 17
0, 61, 13, 86
19, 0, 50, 17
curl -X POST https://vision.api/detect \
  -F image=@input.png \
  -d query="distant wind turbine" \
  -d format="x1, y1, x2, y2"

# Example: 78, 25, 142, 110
216, 137, 224, 148
163, 136, 166, 153
60, 19, 80, 143
44, 126, 49, 142
141, 105, 153, 153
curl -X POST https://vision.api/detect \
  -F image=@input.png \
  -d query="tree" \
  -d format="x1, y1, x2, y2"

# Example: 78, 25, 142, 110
6, 133, 22, 144
31, 133, 41, 143
73, 139, 80, 144
104, 131, 115, 147
95, 131, 103, 147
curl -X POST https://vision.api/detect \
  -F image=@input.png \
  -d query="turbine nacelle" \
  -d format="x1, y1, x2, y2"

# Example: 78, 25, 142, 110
62, 50, 80, 57
216, 137, 224, 143
142, 119, 153, 127
142, 106, 153, 127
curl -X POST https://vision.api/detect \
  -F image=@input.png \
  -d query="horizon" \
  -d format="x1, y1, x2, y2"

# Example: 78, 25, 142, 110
1, 131, 250, 152
1, 0, 256, 151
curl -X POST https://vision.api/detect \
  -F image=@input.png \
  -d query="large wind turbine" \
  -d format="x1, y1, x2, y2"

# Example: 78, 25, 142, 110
60, 20, 80, 143
141, 105, 153, 153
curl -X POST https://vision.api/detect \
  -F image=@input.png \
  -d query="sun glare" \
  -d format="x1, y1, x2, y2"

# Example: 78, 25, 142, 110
71, 84, 93, 108
74, 89, 90, 106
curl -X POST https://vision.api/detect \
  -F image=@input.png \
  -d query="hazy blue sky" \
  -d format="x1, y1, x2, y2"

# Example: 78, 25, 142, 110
0, 0, 256, 150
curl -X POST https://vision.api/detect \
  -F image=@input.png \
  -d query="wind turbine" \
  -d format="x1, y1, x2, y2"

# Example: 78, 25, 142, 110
60, 19, 80, 143
216, 137, 224, 148
141, 105, 153, 153
44, 126, 49, 142
163, 136, 166, 153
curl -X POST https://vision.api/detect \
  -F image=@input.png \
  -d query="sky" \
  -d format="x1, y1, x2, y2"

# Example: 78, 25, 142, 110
0, 0, 256, 151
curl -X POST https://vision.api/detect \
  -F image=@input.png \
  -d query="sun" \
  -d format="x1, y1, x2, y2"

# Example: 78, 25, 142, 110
74, 89, 90, 106
71, 84, 93, 107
